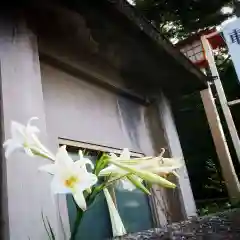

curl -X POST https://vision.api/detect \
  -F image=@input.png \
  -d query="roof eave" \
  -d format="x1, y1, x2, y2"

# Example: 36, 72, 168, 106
108, 0, 208, 91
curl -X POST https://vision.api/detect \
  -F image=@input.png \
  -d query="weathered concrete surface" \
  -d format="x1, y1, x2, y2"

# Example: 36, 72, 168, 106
0, 17, 58, 239
119, 209, 240, 239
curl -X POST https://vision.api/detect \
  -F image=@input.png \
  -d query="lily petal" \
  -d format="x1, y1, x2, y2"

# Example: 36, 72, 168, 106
3, 118, 54, 160
83, 158, 94, 170
51, 175, 71, 194
26, 117, 40, 134
78, 151, 94, 169
103, 188, 126, 237
120, 148, 131, 160
27, 117, 39, 128
99, 165, 126, 176
11, 121, 25, 143
24, 147, 35, 157
73, 191, 87, 211
55, 146, 73, 168
39, 164, 56, 175
27, 125, 40, 135
76, 174, 98, 191
31, 135, 55, 160
4, 140, 22, 158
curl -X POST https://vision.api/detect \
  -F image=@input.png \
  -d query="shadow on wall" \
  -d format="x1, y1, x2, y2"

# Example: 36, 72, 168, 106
116, 96, 142, 150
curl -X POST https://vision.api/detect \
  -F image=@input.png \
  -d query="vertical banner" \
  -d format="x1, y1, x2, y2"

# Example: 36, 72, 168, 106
222, 18, 240, 83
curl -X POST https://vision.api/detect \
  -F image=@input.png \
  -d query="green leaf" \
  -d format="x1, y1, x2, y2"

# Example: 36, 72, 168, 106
127, 175, 151, 195
145, 181, 153, 190
94, 153, 109, 176
70, 208, 84, 240
105, 173, 129, 187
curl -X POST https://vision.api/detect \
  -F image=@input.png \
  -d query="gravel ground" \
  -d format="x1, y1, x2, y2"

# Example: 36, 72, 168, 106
117, 209, 240, 240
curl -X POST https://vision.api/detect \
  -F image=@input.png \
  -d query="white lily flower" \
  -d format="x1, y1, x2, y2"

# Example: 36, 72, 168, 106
3, 117, 54, 160
136, 156, 183, 177
40, 149, 95, 175
108, 158, 176, 188
75, 150, 94, 194
103, 149, 182, 176
100, 148, 131, 175
103, 188, 127, 237
39, 146, 98, 211
100, 148, 139, 191
77, 150, 94, 172
100, 148, 182, 189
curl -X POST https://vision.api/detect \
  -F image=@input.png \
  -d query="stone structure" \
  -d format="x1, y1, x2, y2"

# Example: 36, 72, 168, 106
0, 0, 208, 239
120, 209, 240, 239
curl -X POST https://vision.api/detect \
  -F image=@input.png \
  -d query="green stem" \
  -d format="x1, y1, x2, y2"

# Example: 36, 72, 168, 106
70, 185, 106, 239
70, 209, 83, 240
31, 148, 55, 161
69, 189, 98, 240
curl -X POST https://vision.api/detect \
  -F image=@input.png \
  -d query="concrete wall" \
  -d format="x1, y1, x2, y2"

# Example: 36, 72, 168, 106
41, 61, 168, 233
158, 94, 197, 219
0, 9, 196, 239
0, 17, 58, 240
41, 62, 154, 156
0, 16, 175, 239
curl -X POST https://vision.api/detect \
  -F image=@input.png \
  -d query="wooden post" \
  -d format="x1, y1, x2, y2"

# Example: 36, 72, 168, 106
201, 36, 240, 164
200, 85, 240, 201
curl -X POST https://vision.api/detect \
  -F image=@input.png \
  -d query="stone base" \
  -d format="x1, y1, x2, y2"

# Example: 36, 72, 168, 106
117, 209, 240, 239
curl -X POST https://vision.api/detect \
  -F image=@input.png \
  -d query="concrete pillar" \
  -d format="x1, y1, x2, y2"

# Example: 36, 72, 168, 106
0, 16, 58, 239
157, 93, 197, 219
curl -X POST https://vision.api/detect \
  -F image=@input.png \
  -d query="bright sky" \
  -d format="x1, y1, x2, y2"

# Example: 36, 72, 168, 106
221, 6, 234, 14
127, 0, 135, 5
125, 1, 235, 42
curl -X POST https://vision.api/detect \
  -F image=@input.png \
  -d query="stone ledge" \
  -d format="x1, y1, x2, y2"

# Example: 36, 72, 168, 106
117, 209, 240, 239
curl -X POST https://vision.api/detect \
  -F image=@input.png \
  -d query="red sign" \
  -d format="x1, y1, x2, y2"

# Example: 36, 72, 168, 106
176, 28, 225, 68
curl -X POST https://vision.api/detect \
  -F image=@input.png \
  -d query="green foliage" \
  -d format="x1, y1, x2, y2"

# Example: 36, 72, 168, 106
197, 199, 240, 216
94, 153, 109, 176
134, 0, 233, 40
197, 201, 231, 216
205, 158, 226, 193
127, 175, 151, 195
172, 92, 228, 199
70, 207, 83, 240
